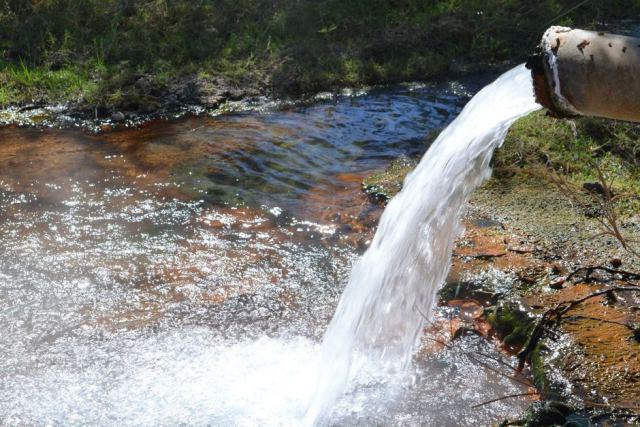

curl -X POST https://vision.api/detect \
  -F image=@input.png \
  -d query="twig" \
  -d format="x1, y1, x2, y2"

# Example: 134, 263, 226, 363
423, 335, 453, 349
470, 392, 539, 409
517, 286, 640, 370
565, 266, 640, 283
415, 304, 450, 341
549, 163, 640, 261
423, 335, 535, 390
466, 352, 535, 388
558, 287, 639, 314
474, 349, 523, 372
563, 315, 635, 331
584, 400, 640, 411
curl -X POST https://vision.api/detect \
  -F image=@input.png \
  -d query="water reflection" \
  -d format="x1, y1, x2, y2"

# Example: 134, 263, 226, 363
0, 81, 530, 425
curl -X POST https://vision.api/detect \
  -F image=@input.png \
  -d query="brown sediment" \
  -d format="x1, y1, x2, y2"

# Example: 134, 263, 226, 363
452, 220, 543, 277
78, 196, 375, 333
93, 300, 166, 332
524, 283, 640, 410
438, 219, 640, 413
454, 223, 509, 259
0, 121, 390, 337
0, 116, 386, 242
299, 171, 382, 249
0, 126, 108, 199
0, 115, 300, 202
0, 124, 190, 201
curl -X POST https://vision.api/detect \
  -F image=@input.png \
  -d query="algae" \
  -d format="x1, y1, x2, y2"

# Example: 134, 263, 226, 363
486, 300, 537, 350
362, 156, 418, 202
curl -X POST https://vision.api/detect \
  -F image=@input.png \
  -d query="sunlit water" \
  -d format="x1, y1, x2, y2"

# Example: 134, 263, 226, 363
1, 75, 535, 425
307, 65, 541, 423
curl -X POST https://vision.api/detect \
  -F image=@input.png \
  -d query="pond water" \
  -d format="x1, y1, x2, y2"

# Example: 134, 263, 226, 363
0, 80, 532, 425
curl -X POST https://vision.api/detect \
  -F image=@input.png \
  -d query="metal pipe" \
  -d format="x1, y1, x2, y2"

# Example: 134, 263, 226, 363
527, 26, 640, 122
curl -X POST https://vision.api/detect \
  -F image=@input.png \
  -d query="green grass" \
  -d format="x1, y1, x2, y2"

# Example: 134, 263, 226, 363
0, 60, 95, 105
496, 111, 640, 214
0, 1, 638, 109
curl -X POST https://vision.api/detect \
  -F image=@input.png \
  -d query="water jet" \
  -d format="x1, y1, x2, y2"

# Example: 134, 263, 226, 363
308, 26, 640, 423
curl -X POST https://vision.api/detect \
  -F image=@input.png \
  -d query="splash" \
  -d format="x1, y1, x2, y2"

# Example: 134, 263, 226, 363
306, 64, 541, 423
0, 67, 537, 426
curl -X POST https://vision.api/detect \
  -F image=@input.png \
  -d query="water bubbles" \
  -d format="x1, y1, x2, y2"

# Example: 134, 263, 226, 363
0, 74, 535, 425
308, 65, 541, 421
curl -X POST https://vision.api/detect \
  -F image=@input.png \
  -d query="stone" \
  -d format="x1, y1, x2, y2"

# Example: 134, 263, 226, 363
522, 401, 573, 427
609, 258, 622, 268
549, 276, 566, 289
111, 111, 125, 123
582, 181, 606, 195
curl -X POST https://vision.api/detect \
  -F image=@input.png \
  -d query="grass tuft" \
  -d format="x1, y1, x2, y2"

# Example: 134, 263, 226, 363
1, 1, 639, 108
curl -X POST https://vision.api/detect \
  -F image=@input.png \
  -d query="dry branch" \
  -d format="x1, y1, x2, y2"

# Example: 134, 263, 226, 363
549, 162, 640, 260
517, 286, 640, 370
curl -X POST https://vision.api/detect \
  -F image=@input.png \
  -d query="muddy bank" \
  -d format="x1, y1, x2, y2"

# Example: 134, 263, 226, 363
440, 216, 640, 424
362, 114, 640, 423
0, 74, 267, 132
0, 66, 498, 132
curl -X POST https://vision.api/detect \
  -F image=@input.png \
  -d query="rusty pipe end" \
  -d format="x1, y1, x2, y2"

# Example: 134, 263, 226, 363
526, 26, 580, 119
527, 27, 640, 123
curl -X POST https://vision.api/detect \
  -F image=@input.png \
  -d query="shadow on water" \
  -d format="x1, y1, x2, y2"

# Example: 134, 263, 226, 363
0, 79, 533, 425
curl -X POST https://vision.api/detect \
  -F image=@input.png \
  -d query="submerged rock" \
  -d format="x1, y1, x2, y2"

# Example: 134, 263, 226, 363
520, 401, 573, 427
438, 280, 501, 306
486, 299, 537, 350
111, 111, 125, 122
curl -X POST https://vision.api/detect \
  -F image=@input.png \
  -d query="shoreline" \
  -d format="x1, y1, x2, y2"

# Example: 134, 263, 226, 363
362, 115, 640, 424
0, 62, 506, 133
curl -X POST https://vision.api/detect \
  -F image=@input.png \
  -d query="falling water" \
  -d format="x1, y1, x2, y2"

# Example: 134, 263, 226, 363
306, 64, 541, 423
0, 65, 539, 425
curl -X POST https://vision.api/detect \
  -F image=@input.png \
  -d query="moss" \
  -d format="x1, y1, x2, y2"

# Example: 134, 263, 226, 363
362, 156, 417, 202
486, 300, 536, 350
519, 400, 573, 427
530, 342, 551, 395
495, 111, 640, 216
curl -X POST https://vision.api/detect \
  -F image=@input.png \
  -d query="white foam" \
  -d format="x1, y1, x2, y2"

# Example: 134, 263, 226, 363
307, 65, 541, 423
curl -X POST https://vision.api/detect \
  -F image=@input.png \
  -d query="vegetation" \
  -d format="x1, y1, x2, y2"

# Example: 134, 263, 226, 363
362, 156, 418, 202
495, 111, 640, 216
1, 1, 639, 110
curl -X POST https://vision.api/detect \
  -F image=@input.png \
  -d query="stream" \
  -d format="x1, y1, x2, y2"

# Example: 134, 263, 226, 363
0, 78, 532, 425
